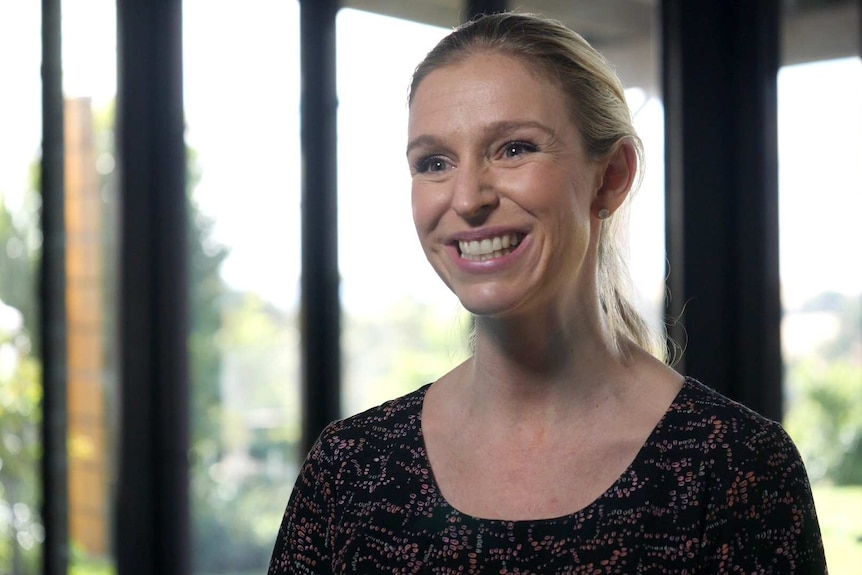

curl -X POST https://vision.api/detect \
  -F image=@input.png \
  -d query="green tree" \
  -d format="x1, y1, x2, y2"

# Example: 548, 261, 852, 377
785, 359, 862, 483
89, 103, 236, 571
0, 190, 42, 574
0, 183, 40, 351
785, 292, 862, 485
0, 99, 235, 573
344, 297, 470, 416
1, 147, 43, 574
0, 313, 42, 575
192, 291, 300, 573
187, 148, 230, 481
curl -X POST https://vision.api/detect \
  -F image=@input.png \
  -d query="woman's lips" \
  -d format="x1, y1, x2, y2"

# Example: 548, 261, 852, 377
445, 229, 529, 272
457, 232, 524, 262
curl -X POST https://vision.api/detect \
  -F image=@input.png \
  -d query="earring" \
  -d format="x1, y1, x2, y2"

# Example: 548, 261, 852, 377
598, 208, 610, 220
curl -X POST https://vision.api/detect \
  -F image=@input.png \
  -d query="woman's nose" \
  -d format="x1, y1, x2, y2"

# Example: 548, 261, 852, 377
451, 162, 499, 220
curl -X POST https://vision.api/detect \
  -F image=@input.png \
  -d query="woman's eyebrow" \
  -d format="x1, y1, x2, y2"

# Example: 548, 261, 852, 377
407, 120, 557, 155
406, 134, 442, 156
484, 120, 557, 139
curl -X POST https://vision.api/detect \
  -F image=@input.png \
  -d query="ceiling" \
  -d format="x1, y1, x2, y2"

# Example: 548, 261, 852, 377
340, 0, 657, 49
341, 0, 860, 66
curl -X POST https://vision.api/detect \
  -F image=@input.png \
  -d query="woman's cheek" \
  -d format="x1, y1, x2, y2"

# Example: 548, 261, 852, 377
411, 182, 449, 234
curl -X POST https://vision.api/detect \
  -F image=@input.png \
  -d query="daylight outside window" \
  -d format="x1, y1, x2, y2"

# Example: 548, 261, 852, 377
778, 56, 862, 574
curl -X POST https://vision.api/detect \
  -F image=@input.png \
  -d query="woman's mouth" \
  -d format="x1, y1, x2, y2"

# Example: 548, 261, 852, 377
457, 233, 524, 262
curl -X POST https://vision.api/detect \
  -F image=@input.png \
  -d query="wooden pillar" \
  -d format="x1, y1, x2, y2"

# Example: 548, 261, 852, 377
64, 97, 109, 557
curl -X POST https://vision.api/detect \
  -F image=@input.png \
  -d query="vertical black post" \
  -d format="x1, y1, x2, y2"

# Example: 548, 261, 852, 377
300, 0, 341, 455
466, 0, 507, 20
40, 0, 68, 573
662, 0, 782, 420
116, 0, 189, 574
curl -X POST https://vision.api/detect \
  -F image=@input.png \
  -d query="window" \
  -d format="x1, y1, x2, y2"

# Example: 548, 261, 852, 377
183, 1, 302, 572
336, 9, 468, 417
0, 5, 44, 572
779, 56, 862, 573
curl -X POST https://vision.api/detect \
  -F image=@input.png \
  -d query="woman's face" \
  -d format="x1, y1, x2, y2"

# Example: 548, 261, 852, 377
407, 52, 609, 319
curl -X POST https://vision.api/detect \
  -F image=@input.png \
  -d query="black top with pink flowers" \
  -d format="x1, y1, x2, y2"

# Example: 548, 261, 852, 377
268, 377, 827, 574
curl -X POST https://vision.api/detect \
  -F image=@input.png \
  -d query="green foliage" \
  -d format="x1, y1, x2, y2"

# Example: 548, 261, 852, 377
813, 483, 862, 575
811, 485, 862, 575
0, 188, 40, 354
192, 467, 293, 573
344, 297, 471, 414
191, 291, 300, 573
188, 187, 230, 474
784, 292, 862, 485
0, 298, 42, 574
69, 542, 115, 575
216, 292, 300, 451
1, 163, 43, 574
785, 359, 862, 484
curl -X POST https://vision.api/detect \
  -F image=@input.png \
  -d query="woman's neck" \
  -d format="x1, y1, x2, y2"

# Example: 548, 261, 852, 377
461, 305, 629, 423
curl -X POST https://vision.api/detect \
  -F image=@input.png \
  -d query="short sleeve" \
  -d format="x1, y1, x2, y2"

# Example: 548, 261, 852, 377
701, 421, 828, 574
268, 433, 337, 575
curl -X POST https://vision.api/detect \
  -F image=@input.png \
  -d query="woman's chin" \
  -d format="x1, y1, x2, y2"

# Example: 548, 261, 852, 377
454, 290, 530, 320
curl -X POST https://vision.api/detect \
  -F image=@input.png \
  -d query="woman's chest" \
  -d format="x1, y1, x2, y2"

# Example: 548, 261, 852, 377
328, 462, 711, 574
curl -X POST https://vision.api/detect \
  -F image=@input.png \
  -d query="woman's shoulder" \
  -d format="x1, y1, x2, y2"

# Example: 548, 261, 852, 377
315, 383, 431, 461
670, 383, 827, 570
671, 377, 783, 429
663, 376, 802, 469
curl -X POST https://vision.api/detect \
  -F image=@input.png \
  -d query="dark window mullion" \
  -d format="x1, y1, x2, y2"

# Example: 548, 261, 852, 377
116, 0, 189, 573
40, 0, 69, 572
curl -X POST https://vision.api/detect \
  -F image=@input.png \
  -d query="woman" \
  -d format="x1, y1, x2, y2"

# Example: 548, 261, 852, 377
269, 12, 826, 574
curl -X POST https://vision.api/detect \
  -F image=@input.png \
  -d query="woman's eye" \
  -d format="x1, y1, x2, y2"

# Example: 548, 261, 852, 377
416, 157, 449, 174
503, 141, 537, 158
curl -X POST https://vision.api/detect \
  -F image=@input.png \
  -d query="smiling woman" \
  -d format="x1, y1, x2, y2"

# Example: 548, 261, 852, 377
268, 12, 827, 574
407, 52, 634, 335
408, 53, 613, 325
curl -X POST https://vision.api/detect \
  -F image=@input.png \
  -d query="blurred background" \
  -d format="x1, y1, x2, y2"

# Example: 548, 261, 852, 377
0, 0, 859, 573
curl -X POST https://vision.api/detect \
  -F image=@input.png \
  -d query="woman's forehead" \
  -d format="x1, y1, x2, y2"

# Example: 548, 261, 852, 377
414, 50, 556, 97
407, 53, 573, 137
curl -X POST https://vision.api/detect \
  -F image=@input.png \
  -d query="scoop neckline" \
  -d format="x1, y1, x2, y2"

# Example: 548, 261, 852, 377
414, 376, 696, 526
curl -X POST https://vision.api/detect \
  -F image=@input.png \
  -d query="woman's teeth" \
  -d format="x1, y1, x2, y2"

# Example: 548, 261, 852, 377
458, 233, 522, 261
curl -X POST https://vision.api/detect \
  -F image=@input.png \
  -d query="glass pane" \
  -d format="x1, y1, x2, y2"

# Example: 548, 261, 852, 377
62, 0, 119, 572
336, 9, 467, 417
0, 4, 44, 573
183, 1, 302, 572
779, 57, 862, 574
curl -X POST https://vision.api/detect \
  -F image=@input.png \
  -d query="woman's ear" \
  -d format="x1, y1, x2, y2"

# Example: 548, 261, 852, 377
592, 138, 637, 217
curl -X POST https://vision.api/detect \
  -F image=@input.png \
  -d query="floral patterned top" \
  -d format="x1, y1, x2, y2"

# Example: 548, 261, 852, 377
268, 377, 827, 574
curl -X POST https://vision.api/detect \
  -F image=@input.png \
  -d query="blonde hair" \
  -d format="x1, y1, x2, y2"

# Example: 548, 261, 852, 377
409, 12, 667, 362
